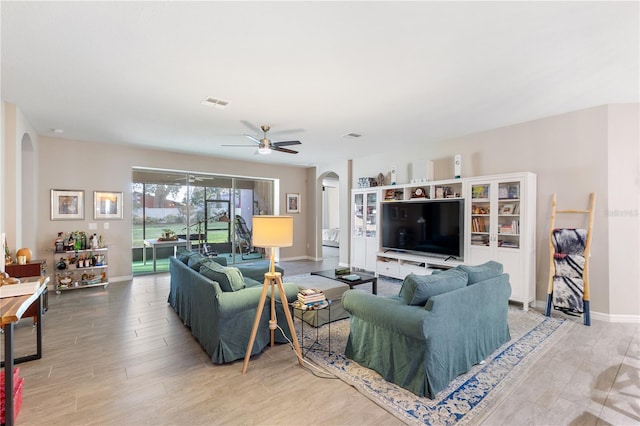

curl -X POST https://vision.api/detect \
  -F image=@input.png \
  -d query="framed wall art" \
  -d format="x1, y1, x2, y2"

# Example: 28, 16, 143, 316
286, 193, 300, 214
94, 191, 124, 219
51, 189, 84, 220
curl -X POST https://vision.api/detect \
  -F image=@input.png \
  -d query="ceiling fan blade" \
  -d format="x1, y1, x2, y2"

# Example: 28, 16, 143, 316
240, 120, 261, 133
269, 128, 305, 136
222, 144, 258, 147
273, 146, 298, 154
273, 140, 301, 147
243, 134, 261, 144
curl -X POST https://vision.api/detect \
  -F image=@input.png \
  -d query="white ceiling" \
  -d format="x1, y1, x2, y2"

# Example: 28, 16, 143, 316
2, 2, 638, 167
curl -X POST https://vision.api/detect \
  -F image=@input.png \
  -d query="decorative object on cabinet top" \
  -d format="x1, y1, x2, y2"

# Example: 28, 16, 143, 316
411, 187, 427, 199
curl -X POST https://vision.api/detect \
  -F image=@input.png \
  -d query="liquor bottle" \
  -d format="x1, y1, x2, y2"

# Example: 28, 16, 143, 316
55, 232, 64, 252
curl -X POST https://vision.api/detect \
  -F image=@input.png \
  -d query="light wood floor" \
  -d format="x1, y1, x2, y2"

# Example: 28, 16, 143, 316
3, 256, 638, 426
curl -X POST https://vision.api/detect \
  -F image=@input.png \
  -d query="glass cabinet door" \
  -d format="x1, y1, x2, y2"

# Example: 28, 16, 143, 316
470, 183, 491, 246
497, 181, 521, 249
353, 193, 364, 237
366, 192, 377, 237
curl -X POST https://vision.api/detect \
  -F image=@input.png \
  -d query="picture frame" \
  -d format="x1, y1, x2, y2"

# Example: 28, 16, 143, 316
51, 189, 84, 220
94, 191, 124, 219
500, 204, 515, 215
286, 193, 300, 214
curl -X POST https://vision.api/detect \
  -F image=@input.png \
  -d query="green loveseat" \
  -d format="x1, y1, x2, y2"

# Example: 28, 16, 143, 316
168, 252, 297, 364
342, 261, 511, 398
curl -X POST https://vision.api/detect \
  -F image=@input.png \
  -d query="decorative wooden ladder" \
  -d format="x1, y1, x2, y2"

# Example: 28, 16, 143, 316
545, 193, 596, 326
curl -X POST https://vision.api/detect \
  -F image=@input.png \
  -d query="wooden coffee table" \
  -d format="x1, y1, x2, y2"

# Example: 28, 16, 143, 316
311, 269, 377, 295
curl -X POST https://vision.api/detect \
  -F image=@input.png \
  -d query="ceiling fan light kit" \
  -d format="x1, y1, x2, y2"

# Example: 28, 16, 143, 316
258, 144, 272, 155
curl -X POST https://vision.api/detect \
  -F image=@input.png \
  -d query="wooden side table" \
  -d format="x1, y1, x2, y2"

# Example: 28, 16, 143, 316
5, 259, 46, 279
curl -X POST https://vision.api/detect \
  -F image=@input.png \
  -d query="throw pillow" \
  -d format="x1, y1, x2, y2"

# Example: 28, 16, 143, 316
399, 269, 468, 306
457, 261, 503, 285
199, 262, 246, 292
187, 253, 209, 271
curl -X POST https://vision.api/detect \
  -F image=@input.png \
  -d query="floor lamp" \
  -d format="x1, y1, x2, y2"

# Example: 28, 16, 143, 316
241, 215, 303, 373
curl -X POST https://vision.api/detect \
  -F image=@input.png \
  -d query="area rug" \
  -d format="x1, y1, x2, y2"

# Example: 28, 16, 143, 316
296, 307, 574, 425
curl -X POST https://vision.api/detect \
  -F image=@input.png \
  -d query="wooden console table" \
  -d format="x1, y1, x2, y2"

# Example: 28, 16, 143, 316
1, 276, 49, 426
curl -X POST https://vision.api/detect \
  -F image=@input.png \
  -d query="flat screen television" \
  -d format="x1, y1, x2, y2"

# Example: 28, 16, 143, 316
381, 199, 464, 260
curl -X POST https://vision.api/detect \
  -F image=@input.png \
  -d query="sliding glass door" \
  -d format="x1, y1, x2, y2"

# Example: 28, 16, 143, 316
132, 168, 274, 274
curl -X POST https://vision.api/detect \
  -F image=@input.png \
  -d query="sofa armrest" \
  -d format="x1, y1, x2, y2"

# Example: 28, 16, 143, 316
342, 290, 428, 341
216, 281, 298, 318
236, 261, 285, 282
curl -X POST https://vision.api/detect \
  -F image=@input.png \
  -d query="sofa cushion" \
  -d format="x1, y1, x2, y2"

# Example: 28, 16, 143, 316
176, 247, 195, 264
187, 253, 209, 271
456, 261, 503, 285
209, 256, 228, 267
400, 269, 468, 306
199, 262, 246, 292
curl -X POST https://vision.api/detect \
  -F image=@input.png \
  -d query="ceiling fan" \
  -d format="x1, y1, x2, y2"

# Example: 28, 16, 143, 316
224, 125, 301, 155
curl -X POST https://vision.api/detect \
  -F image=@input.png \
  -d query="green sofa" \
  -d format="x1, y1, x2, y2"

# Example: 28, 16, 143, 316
342, 261, 511, 398
168, 252, 297, 364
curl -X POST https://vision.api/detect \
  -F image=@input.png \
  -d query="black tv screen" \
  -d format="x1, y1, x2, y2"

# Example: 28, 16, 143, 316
381, 199, 464, 259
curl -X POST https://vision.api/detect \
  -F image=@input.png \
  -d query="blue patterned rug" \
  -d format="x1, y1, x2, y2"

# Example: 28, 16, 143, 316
298, 307, 573, 425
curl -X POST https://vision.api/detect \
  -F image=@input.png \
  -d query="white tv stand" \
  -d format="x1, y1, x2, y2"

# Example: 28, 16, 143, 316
376, 251, 464, 279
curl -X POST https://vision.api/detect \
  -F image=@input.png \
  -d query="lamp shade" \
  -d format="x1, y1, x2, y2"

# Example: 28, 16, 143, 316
252, 215, 293, 248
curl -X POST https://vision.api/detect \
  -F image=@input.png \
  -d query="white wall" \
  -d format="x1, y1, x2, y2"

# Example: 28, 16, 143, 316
350, 104, 639, 318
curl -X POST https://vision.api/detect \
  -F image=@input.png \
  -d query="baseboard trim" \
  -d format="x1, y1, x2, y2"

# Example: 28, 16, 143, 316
534, 299, 640, 323
280, 255, 313, 262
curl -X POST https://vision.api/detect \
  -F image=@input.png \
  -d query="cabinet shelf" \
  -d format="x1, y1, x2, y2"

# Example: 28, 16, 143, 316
57, 281, 109, 291
68, 264, 108, 271
55, 247, 108, 254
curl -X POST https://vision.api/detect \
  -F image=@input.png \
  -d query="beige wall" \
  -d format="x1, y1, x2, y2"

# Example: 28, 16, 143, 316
33, 136, 310, 280
349, 104, 639, 318
3, 101, 638, 318
607, 104, 640, 319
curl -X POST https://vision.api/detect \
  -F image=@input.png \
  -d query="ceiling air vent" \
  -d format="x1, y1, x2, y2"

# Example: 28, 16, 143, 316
201, 96, 230, 110
343, 132, 363, 138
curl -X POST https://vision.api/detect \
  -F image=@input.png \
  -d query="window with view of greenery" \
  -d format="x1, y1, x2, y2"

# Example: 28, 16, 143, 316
132, 169, 273, 270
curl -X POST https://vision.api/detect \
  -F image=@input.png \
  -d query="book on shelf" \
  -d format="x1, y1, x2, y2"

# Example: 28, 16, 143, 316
472, 217, 487, 233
